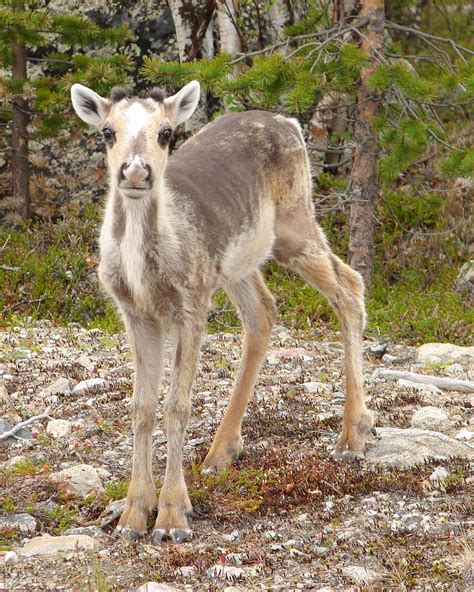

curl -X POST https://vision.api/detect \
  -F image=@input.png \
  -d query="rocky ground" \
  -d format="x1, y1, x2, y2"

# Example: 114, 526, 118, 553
0, 321, 473, 591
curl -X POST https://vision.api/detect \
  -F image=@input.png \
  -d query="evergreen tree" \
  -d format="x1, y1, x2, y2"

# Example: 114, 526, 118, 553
0, 0, 133, 219
141, 0, 473, 286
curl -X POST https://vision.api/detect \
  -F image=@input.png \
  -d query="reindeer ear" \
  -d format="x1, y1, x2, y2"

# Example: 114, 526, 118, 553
164, 80, 200, 127
71, 84, 111, 126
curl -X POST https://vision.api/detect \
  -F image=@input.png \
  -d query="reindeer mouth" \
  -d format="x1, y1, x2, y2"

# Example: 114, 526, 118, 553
119, 184, 151, 199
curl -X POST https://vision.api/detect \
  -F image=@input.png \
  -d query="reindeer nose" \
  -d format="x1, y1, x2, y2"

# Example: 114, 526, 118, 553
120, 156, 151, 186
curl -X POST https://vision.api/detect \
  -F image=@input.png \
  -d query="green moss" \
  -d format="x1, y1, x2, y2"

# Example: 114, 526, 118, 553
104, 480, 128, 502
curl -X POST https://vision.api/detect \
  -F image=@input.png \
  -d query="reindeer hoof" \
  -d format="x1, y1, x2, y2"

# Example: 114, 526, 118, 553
114, 525, 146, 541
171, 528, 192, 544
341, 450, 364, 463
150, 529, 167, 545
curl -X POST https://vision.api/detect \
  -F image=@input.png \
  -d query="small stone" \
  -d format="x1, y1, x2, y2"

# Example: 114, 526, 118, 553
223, 530, 240, 542
63, 526, 103, 537
0, 513, 36, 533
429, 467, 449, 486
456, 428, 473, 441
15, 534, 96, 557
314, 546, 329, 556
72, 378, 108, 396
46, 419, 71, 439
177, 566, 196, 577
50, 464, 104, 497
301, 381, 332, 394
110, 364, 133, 376
368, 338, 388, 358
342, 565, 379, 585
411, 407, 451, 433
41, 377, 71, 397
4, 551, 19, 565
0, 384, 9, 403
207, 565, 244, 581
455, 259, 474, 293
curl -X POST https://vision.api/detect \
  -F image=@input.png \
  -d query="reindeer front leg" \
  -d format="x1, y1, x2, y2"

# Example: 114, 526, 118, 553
115, 310, 164, 540
151, 318, 205, 545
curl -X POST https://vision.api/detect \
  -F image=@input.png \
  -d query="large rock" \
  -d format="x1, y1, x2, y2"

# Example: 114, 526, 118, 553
16, 533, 96, 557
0, 418, 32, 447
411, 406, 451, 433
50, 464, 104, 497
417, 343, 474, 369
366, 428, 474, 467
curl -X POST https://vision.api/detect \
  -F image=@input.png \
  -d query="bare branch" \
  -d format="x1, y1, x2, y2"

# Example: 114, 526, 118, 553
385, 21, 473, 59
0, 408, 52, 442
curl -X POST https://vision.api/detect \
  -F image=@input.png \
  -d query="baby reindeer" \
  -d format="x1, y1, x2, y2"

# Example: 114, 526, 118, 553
71, 81, 375, 544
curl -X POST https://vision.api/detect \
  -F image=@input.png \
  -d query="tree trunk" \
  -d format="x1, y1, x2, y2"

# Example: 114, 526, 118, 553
347, 0, 385, 288
168, 0, 215, 61
216, 0, 242, 56
267, 0, 292, 43
11, 2, 30, 219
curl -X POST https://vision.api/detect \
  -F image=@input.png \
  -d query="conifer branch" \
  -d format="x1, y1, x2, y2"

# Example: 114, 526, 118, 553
229, 17, 369, 65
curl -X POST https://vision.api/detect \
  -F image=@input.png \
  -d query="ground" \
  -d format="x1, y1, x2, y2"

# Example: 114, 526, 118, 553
0, 321, 473, 591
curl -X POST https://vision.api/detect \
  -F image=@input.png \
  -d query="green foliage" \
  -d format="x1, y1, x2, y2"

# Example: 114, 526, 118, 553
104, 480, 128, 502
0, 1, 134, 136
0, 207, 121, 332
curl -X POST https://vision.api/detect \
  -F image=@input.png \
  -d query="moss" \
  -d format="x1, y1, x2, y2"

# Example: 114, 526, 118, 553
104, 479, 128, 502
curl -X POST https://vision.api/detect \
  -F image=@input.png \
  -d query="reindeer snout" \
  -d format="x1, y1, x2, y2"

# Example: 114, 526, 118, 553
119, 156, 152, 189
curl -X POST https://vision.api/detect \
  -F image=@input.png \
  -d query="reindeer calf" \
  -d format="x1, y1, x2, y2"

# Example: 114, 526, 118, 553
71, 81, 375, 544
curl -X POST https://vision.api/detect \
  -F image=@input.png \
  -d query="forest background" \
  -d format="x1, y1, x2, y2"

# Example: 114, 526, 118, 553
0, 0, 472, 345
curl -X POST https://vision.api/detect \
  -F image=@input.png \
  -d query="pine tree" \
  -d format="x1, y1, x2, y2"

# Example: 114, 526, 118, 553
141, 0, 473, 287
0, 0, 133, 219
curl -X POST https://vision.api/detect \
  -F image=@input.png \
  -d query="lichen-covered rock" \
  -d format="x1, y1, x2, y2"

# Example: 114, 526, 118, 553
366, 428, 474, 467
411, 406, 451, 433
417, 343, 474, 369
0, 513, 36, 534
455, 260, 474, 293
16, 534, 96, 557
50, 464, 104, 497
46, 419, 72, 439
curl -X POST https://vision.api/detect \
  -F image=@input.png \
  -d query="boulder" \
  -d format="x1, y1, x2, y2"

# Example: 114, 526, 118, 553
72, 378, 108, 396
411, 406, 451, 433
417, 343, 474, 369
16, 533, 96, 557
366, 428, 474, 467
50, 464, 104, 497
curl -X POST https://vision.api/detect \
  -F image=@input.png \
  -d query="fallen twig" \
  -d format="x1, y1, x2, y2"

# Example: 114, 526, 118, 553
0, 407, 52, 441
372, 369, 474, 394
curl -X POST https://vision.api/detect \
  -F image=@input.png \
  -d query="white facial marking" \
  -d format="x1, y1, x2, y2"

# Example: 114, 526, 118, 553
124, 102, 149, 138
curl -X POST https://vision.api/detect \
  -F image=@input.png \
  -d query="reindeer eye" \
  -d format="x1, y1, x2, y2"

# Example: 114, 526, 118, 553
158, 127, 173, 146
102, 127, 114, 141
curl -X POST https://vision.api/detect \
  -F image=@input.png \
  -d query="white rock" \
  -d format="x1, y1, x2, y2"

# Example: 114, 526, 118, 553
429, 467, 449, 487
72, 378, 108, 396
46, 419, 71, 439
445, 363, 464, 376
4, 551, 19, 565
50, 464, 104, 497
456, 428, 473, 441
342, 565, 379, 585
16, 533, 96, 557
411, 407, 451, 433
177, 566, 196, 577
417, 343, 474, 369
223, 530, 240, 542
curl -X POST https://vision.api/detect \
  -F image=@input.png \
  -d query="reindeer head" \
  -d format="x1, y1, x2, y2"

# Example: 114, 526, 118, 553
71, 81, 200, 200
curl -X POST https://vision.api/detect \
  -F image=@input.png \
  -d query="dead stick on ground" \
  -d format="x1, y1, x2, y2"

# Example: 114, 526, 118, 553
372, 369, 474, 394
0, 407, 52, 441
